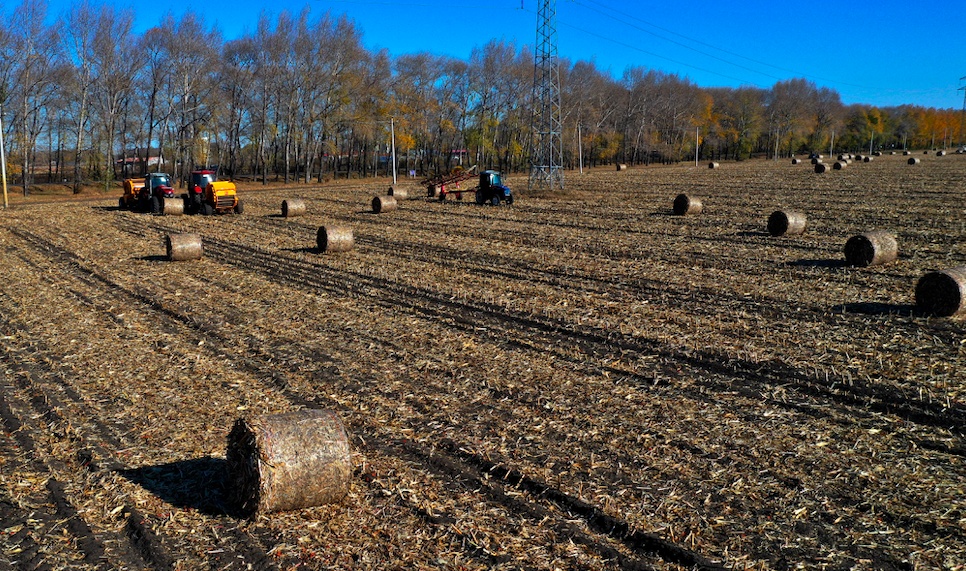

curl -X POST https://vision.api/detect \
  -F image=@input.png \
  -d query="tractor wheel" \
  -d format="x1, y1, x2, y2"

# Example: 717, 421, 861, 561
150, 196, 161, 214
233, 199, 244, 214
490, 194, 501, 206
506, 194, 514, 205
118, 197, 126, 210
475, 191, 484, 205
201, 203, 215, 216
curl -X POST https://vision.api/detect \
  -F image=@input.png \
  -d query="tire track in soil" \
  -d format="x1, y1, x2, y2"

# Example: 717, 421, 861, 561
256, 213, 931, 348
0, 373, 117, 570
2, 231, 280, 571
9, 225, 685, 570
168, 215, 963, 433
110, 216, 956, 566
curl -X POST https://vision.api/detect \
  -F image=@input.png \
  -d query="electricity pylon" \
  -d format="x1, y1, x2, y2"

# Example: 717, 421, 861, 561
528, 0, 564, 191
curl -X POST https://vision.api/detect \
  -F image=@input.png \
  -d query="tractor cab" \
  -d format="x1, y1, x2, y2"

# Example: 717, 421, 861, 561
475, 170, 513, 205
184, 169, 217, 213
190, 170, 217, 193
146, 173, 175, 199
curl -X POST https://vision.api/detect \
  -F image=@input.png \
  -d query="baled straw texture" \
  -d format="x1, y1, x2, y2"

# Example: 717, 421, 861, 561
615, 163, 627, 171
165, 233, 203, 261
162, 197, 184, 216
708, 162, 719, 169
317, 225, 354, 253
388, 185, 409, 200
908, 157, 921, 165
815, 163, 829, 173
915, 267, 966, 317
833, 161, 847, 170
767, 210, 807, 237
226, 409, 351, 516
844, 231, 898, 267
672, 193, 703, 216
372, 195, 398, 214
281, 199, 306, 218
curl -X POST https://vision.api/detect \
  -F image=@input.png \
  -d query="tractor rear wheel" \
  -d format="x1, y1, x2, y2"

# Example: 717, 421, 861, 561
150, 196, 161, 214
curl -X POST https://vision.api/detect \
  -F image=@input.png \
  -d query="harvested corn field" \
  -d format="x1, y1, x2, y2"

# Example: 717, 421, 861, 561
1, 154, 964, 570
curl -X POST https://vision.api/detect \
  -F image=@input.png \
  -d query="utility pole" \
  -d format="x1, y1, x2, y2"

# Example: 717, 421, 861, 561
390, 117, 397, 185
959, 75, 966, 148
1, 99, 7, 210
528, 0, 564, 191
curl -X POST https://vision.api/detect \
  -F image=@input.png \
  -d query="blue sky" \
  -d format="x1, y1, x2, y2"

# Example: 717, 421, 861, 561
43, 0, 966, 109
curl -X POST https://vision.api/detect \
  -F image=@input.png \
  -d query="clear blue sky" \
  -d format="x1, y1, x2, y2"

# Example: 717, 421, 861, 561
44, 0, 966, 109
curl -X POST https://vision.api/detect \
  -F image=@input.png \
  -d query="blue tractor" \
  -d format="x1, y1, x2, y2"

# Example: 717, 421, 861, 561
474, 170, 513, 205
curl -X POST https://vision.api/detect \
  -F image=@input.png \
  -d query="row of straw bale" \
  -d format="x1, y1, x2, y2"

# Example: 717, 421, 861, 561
670, 193, 966, 316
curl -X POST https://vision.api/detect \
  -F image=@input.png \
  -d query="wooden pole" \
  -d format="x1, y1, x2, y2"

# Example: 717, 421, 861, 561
1, 101, 7, 209
390, 117, 397, 185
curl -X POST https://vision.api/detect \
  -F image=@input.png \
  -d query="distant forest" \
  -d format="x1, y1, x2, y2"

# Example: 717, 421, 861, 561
0, 1, 961, 195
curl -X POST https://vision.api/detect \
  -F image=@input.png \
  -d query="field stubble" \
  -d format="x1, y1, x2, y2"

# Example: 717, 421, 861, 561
0, 154, 964, 570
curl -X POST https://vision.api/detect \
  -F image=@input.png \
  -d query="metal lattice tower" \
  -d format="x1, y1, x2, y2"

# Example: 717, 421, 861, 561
528, 0, 564, 191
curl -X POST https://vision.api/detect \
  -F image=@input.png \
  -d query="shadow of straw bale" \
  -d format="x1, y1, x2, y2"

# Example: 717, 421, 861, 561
119, 457, 242, 518
137, 255, 169, 263
832, 302, 920, 316
786, 259, 849, 268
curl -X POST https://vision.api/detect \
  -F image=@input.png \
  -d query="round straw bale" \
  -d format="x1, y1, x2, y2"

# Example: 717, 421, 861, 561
281, 199, 306, 218
908, 157, 920, 165
372, 195, 398, 214
165, 233, 203, 261
616, 163, 627, 171
387, 185, 408, 200
811, 157, 822, 165
767, 210, 807, 236
427, 184, 440, 198
162, 197, 184, 216
316, 225, 354, 253
937, 150, 946, 156
833, 161, 847, 170
791, 158, 801, 164
814, 162, 829, 173
863, 156, 873, 162
915, 267, 966, 317
844, 231, 898, 267
903, 150, 911, 155
672, 193, 703, 216
226, 409, 351, 516
708, 161, 719, 169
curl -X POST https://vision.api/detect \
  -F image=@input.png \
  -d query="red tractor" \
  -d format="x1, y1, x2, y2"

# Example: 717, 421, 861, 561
118, 173, 177, 214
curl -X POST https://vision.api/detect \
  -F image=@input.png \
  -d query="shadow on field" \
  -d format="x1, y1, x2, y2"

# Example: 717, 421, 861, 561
119, 457, 242, 517
786, 259, 849, 268
137, 255, 169, 263
736, 230, 771, 237
833, 301, 919, 316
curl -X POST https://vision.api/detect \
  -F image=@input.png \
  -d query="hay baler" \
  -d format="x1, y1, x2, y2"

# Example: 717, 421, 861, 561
182, 169, 243, 215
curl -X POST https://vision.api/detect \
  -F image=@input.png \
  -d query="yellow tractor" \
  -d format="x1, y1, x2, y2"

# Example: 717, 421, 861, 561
182, 169, 243, 215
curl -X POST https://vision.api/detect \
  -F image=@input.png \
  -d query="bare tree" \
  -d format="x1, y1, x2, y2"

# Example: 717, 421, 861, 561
9, 0, 59, 196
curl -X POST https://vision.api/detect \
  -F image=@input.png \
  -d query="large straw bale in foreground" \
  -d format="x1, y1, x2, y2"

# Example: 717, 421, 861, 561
226, 409, 351, 515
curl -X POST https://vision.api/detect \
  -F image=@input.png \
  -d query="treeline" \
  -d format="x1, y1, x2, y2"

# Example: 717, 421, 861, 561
0, 1, 961, 195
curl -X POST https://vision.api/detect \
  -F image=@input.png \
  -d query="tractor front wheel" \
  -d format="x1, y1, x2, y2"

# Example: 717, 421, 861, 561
490, 194, 500, 206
